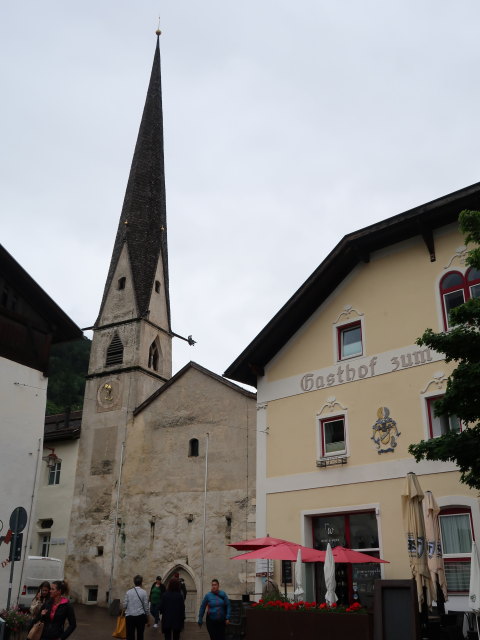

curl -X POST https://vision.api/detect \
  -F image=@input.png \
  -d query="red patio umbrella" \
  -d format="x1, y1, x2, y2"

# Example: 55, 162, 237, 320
331, 546, 389, 564
228, 536, 289, 551
231, 541, 326, 562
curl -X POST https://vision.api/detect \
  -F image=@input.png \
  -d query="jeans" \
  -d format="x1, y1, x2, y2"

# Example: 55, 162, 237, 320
150, 603, 160, 624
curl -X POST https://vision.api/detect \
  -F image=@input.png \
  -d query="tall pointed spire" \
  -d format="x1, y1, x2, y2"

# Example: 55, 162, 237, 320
97, 34, 170, 330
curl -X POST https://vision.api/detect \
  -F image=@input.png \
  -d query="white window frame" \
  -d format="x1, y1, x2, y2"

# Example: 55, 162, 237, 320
39, 533, 51, 557
318, 414, 347, 458
425, 394, 462, 439
48, 461, 61, 485
439, 508, 473, 594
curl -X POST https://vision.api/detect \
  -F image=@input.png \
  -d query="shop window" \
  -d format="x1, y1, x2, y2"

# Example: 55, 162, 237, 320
440, 268, 480, 329
48, 461, 61, 485
312, 511, 380, 608
106, 333, 123, 366
426, 395, 462, 438
188, 438, 199, 457
338, 322, 362, 360
439, 507, 473, 593
320, 416, 346, 456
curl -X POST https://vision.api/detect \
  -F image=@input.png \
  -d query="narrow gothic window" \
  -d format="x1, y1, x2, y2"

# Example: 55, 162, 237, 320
148, 340, 159, 371
118, 277, 126, 290
189, 439, 199, 457
155, 280, 161, 293
106, 333, 124, 366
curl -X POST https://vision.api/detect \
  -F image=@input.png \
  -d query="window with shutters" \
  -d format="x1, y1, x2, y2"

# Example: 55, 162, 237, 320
106, 333, 123, 366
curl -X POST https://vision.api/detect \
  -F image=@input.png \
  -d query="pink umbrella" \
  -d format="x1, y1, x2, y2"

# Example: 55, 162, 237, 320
227, 536, 289, 551
331, 546, 389, 564
231, 542, 326, 562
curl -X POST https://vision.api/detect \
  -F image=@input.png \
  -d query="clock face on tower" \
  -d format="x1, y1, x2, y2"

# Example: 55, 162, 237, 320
96, 378, 121, 412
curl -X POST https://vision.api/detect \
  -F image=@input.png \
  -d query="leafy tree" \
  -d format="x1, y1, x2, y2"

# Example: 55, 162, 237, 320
46, 337, 91, 415
408, 210, 480, 490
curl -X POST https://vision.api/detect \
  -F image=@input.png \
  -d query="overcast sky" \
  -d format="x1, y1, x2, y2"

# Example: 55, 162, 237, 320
2, 1, 480, 385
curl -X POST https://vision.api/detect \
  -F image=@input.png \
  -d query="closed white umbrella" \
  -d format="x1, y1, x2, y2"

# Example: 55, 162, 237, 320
324, 542, 338, 606
401, 472, 435, 610
424, 490, 448, 603
294, 548, 304, 600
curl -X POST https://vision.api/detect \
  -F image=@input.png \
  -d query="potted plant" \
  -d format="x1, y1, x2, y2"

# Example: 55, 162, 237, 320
246, 600, 373, 640
0, 607, 31, 640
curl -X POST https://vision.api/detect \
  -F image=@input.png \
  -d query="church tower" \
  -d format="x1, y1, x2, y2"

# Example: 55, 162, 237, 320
66, 32, 172, 602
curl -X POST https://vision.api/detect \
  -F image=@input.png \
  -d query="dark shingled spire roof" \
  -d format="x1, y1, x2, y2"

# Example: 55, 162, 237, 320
97, 36, 170, 328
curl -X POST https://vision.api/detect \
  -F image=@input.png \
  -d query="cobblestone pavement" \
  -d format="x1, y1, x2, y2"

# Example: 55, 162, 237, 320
73, 605, 210, 640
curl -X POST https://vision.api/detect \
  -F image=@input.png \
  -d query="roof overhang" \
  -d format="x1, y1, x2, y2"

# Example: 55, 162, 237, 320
224, 181, 480, 387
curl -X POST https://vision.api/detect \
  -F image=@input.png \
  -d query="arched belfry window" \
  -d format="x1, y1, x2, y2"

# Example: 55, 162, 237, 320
148, 339, 160, 371
189, 438, 199, 457
106, 333, 124, 366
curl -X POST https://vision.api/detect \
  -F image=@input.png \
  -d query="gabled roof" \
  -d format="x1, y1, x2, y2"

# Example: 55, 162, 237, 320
134, 361, 255, 416
224, 181, 480, 387
97, 35, 170, 326
0, 244, 82, 344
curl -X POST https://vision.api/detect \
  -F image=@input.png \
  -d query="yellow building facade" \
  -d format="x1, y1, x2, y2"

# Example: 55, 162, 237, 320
225, 183, 480, 612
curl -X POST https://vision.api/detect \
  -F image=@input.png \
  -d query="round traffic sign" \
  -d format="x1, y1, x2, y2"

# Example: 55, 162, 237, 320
9, 507, 28, 533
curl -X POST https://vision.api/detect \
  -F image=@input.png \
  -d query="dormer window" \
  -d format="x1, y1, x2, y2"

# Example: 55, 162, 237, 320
117, 277, 126, 290
148, 340, 160, 371
106, 333, 124, 366
155, 281, 161, 293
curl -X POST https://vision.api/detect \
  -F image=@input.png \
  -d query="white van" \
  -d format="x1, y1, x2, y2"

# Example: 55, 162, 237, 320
18, 556, 64, 607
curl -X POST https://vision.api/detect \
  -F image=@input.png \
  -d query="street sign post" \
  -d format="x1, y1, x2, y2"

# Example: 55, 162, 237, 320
6, 507, 28, 609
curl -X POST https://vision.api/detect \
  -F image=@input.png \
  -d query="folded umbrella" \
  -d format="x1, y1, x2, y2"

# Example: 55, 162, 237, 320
324, 543, 338, 605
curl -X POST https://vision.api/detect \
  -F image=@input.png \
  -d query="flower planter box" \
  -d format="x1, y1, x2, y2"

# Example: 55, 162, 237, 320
245, 607, 373, 640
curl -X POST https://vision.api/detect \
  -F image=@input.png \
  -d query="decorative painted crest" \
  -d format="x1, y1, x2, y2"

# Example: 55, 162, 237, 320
371, 407, 401, 454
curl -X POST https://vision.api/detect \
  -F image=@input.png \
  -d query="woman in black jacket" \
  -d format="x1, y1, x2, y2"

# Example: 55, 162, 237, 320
159, 579, 185, 640
39, 580, 76, 640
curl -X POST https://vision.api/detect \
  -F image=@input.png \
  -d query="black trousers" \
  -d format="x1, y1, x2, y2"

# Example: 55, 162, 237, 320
206, 617, 226, 640
126, 614, 146, 640
163, 629, 180, 640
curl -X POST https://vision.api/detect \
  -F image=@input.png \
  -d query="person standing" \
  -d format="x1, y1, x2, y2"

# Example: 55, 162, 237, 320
29, 581, 51, 619
173, 572, 186, 600
197, 579, 230, 640
149, 576, 166, 628
39, 580, 76, 640
159, 579, 185, 640
124, 575, 149, 640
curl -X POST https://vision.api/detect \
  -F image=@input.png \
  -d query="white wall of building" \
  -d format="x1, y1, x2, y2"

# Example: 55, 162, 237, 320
0, 356, 46, 608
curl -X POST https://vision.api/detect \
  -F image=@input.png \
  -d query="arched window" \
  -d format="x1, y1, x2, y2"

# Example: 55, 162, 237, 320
106, 333, 124, 366
148, 340, 160, 371
188, 438, 199, 457
440, 269, 480, 329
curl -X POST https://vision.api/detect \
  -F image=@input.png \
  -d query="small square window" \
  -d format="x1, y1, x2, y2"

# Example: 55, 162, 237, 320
320, 416, 346, 456
338, 322, 362, 360
85, 586, 98, 603
426, 396, 461, 438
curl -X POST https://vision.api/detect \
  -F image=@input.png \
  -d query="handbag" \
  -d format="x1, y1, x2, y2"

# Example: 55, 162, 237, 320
27, 621, 44, 640
133, 587, 153, 626
112, 613, 127, 639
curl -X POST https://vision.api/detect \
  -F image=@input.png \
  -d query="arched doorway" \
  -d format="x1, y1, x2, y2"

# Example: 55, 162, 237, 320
163, 565, 198, 621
